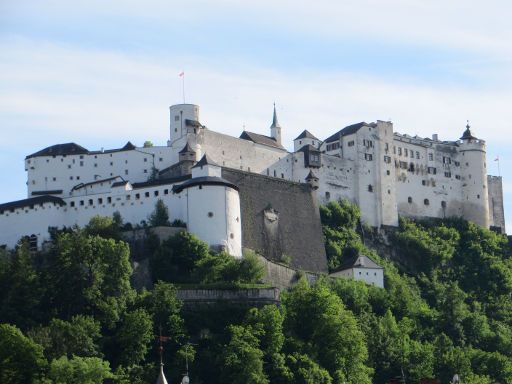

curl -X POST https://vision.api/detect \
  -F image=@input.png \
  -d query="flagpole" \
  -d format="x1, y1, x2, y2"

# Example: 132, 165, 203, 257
498, 158, 501, 177
182, 72, 186, 104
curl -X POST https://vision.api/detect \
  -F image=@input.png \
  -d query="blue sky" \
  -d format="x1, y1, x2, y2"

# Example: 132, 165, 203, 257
1, 0, 511, 231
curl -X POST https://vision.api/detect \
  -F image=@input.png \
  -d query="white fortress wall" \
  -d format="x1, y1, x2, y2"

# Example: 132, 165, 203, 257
395, 136, 464, 220
26, 145, 175, 198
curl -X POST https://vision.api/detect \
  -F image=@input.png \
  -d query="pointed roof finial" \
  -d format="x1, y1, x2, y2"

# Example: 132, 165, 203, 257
155, 326, 170, 384
461, 120, 477, 140
271, 103, 281, 129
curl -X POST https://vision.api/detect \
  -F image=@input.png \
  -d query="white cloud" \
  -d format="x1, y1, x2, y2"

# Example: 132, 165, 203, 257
1, 39, 511, 148
5, 0, 511, 59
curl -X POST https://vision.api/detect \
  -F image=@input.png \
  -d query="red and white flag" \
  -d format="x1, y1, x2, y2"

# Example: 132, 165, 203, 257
179, 71, 185, 77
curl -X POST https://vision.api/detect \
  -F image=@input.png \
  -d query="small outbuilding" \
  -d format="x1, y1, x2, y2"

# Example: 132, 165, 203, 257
330, 255, 384, 288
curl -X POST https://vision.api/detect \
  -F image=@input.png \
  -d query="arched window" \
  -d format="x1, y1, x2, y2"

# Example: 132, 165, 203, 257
441, 201, 447, 208
408, 197, 412, 204
424, 199, 430, 206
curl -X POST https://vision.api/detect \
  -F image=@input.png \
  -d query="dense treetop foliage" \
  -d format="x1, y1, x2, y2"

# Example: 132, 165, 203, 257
1, 199, 511, 383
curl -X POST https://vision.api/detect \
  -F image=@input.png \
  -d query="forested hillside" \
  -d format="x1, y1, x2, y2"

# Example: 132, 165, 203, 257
1, 201, 511, 383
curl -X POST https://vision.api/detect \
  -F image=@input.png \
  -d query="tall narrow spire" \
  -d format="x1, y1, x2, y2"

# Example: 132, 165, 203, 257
271, 102, 281, 129
270, 102, 282, 145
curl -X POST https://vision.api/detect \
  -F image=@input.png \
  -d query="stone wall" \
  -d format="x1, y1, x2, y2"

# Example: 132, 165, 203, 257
257, 254, 319, 290
177, 287, 280, 308
222, 168, 328, 273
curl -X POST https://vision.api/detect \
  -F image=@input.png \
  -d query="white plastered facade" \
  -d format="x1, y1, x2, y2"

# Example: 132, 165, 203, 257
0, 103, 505, 251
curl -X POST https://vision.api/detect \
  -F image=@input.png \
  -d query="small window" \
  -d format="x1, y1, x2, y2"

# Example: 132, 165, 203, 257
408, 197, 412, 203
144, 158, 147, 162
416, 151, 420, 159
70, 201, 75, 207
164, 189, 169, 195
80, 161, 84, 166
441, 201, 446, 208
154, 191, 159, 197
325, 191, 330, 200
386, 170, 390, 175
424, 199, 430, 206
107, 197, 112, 203
98, 198, 103, 204
144, 169, 148, 174
68, 165, 71, 169
80, 200, 84, 206
428, 153, 434, 161
208, 212, 214, 218
175, 115, 180, 121
126, 195, 131, 200
89, 199, 93, 206
135, 193, 140, 199
368, 185, 373, 192
145, 192, 150, 198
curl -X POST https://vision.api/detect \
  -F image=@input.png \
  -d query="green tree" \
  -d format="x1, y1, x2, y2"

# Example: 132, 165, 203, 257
284, 279, 372, 384
148, 200, 171, 227
150, 232, 209, 283
0, 323, 46, 384
246, 306, 292, 383
43, 231, 134, 327
287, 353, 332, 384
29, 315, 102, 360
46, 355, 113, 383
84, 215, 122, 240
221, 324, 269, 384
115, 309, 153, 366
0, 242, 44, 329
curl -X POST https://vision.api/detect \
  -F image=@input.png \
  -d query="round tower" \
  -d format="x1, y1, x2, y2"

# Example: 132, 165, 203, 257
169, 104, 200, 144
173, 154, 242, 257
459, 123, 489, 228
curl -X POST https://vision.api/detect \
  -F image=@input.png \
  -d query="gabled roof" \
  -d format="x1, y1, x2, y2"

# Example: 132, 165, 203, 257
0, 195, 66, 212
294, 130, 318, 141
334, 255, 383, 272
192, 154, 220, 169
324, 122, 371, 143
27, 141, 138, 159
26, 143, 89, 159
297, 144, 320, 153
179, 142, 195, 154
71, 176, 122, 191
111, 181, 130, 188
239, 131, 285, 150
132, 175, 191, 189
172, 176, 239, 194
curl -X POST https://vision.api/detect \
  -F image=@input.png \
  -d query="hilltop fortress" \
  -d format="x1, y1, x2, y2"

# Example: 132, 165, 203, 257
0, 103, 505, 266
